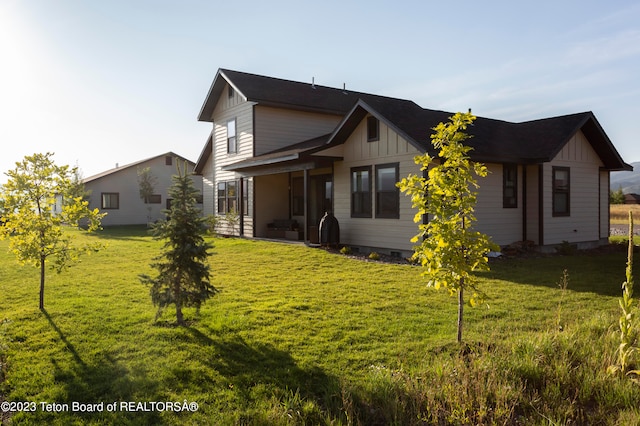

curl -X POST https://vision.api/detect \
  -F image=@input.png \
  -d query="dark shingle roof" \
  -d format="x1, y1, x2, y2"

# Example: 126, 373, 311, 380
197, 68, 632, 172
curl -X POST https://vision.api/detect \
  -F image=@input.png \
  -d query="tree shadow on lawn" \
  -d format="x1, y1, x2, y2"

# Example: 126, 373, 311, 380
483, 249, 639, 297
43, 311, 163, 424
184, 327, 347, 420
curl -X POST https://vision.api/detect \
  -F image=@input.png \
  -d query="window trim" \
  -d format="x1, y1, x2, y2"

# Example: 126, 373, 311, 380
502, 163, 518, 208
217, 180, 249, 216
375, 163, 400, 219
101, 192, 119, 210
367, 116, 379, 142
147, 194, 162, 204
552, 166, 570, 217
227, 119, 237, 154
351, 166, 372, 218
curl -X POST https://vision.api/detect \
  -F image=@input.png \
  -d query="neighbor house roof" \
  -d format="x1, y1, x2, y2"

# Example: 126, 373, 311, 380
84, 152, 195, 183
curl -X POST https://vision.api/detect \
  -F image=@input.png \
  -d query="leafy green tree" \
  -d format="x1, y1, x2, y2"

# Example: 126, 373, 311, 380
137, 166, 157, 204
397, 112, 498, 343
0, 153, 105, 311
610, 186, 626, 205
139, 161, 217, 325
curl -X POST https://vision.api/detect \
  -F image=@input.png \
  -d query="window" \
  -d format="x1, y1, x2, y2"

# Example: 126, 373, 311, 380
228, 85, 234, 98
367, 116, 379, 142
165, 156, 173, 166
292, 177, 304, 216
227, 119, 237, 154
147, 194, 162, 204
375, 163, 399, 218
101, 193, 119, 209
351, 166, 372, 217
217, 180, 249, 215
552, 167, 570, 216
503, 164, 517, 208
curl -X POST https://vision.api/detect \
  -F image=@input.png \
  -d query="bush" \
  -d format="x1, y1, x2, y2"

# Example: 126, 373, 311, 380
368, 252, 380, 261
340, 246, 352, 255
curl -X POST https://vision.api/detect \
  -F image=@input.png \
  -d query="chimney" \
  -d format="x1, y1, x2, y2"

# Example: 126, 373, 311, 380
311, 77, 316, 89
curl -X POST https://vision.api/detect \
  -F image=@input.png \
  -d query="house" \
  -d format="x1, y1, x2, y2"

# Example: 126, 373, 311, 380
624, 193, 640, 204
84, 152, 202, 226
194, 69, 632, 255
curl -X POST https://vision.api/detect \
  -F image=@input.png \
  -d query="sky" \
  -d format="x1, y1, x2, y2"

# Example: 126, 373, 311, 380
1, 0, 640, 182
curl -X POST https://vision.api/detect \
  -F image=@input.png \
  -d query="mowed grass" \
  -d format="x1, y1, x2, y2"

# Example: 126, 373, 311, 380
0, 226, 639, 424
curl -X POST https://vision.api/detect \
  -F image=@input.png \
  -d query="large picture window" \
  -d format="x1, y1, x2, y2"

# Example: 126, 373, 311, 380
552, 167, 570, 216
503, 164, 517, 208
375, 163, 399, 218
351, 166, 372, 218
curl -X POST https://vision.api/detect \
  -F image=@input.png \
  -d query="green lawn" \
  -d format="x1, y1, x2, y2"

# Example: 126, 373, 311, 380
1, 227, 639, 424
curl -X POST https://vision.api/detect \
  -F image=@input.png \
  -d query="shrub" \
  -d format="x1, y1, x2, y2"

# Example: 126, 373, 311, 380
340, 246, 352, 255
368, 252, 380, 261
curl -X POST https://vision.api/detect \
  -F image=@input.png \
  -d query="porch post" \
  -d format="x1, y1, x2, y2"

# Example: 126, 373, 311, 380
239, 177, 244, 237
303, 169, 309, 242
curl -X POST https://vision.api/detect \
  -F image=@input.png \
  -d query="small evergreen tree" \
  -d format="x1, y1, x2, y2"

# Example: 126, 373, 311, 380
397, 112, 498, 343
610, 187, 626, 205
139, 161, 217, 325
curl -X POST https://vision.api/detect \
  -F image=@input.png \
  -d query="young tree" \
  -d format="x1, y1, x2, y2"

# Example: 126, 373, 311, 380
0, 153, 105, 311
397, 112, 498, 343
139, 161, 218, 325
610, 186, 626, 205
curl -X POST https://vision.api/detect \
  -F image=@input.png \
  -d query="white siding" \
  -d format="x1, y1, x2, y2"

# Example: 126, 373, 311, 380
254, 174, 289, 238
333, 117, 422, 253
600, 170, 609, 240
254, 106, 342, 155
85, 155, 202, 226
525, 164, 540, 244
542, 130, 604, 245
201, 143, 215, 215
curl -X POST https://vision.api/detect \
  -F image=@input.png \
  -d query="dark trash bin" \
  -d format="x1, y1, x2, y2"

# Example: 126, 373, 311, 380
319, 211, 340, 247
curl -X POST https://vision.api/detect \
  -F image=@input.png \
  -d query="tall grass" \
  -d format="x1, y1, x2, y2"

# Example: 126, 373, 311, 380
0, 227, 639, 424
611, 204, 640, 225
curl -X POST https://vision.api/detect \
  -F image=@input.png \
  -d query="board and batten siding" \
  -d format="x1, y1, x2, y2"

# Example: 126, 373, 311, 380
332, 116, 422, 253
542, 129, 604, 245
254, 106, 342, 155
474, 163, 523, 246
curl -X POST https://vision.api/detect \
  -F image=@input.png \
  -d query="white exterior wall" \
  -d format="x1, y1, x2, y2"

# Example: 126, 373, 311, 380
600, 170, 609, 241
254, 106, 342, 155
542, 130, 604, 245
332, 117, 422, 253
85, 155, 202, 226
201, 141, 215, 215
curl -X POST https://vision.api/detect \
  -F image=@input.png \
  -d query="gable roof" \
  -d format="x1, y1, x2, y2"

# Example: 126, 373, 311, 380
84, 152, 195, 183
324, 100, 632, 171
197, 68, 420, 122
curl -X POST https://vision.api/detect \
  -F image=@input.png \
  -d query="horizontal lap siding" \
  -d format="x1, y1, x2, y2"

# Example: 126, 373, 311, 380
254, 106, 342, 155
333, 118, 421, 252
543, 130, 604, 245
474, 164, 523, 246
600, 171, 609, 239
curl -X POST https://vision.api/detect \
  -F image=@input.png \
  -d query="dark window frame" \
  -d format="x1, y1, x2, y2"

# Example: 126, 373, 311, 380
367, 116, 379, 142
165, 156, 173, 166
552, 166, 570, 217
147, 194, 162, 204
217, 180, 249, 216
291, 176, 304, 216
351, 166, 372, 218
375, 163, 400, 219
101, 192, 119, 209
503, 163, 518, 208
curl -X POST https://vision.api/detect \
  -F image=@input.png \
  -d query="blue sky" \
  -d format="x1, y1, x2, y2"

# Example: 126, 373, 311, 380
1, 0, 640, 181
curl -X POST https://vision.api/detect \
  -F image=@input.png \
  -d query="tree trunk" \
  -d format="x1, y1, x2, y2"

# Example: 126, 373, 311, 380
39, 255, 46, 311
174, 276, 185, 326
457, 284, 464, 344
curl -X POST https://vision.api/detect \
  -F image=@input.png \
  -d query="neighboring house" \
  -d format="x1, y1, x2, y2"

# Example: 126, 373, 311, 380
624, 193, 640, 204
194, 69, 632, 255
84, 152, 202, 226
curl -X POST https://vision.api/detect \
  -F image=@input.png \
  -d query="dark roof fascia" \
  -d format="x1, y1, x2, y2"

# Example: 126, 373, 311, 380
324, 99, 425, 152
222, 153, 301, 171
193, 133, 213, 175
197, 69, 248, 122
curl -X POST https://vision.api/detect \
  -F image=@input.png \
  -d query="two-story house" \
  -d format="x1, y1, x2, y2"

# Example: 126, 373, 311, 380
194, 69, 631, 256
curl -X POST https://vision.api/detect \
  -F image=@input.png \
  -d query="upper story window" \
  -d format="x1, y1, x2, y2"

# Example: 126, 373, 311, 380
351, 166, 372, 218
227, 119, 237, 154
228, 85, 234, 99
552, 167, 570, 216
367, 116, 379, 142
503, 164, 517, 208
165, 156, 173, 166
